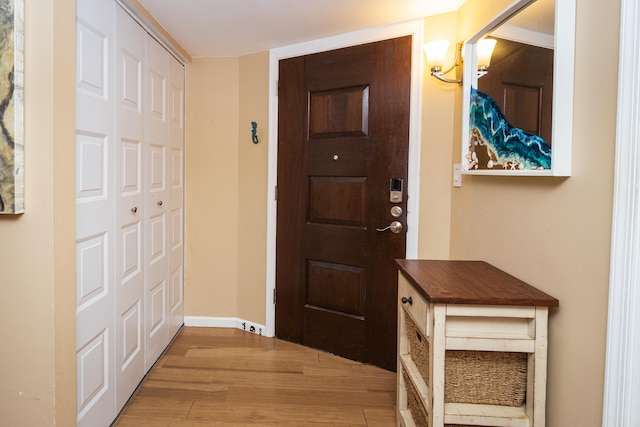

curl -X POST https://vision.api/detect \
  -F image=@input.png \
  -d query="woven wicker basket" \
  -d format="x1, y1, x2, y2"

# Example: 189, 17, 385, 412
403, 371, 428, 427
406, 312, 430, 382
405, 314, 528, 407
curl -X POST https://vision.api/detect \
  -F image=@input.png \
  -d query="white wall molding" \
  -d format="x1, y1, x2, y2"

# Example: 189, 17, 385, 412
185, 316, 267, 336
603, 0, 640, 424
264, 19, 425, 338
491, 24, 554, 49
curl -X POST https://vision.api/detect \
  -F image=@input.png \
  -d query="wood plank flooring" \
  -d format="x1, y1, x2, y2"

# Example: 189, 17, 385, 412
114, 327, 397, 426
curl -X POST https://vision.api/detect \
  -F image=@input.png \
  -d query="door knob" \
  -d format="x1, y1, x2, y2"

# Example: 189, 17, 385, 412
131, 207, 138, 213
157, 200, 163, 206
376, 220, 402, 234
401, 296, 412, 305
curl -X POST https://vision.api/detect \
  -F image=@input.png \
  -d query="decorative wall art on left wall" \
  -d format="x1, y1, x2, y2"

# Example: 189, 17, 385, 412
0, 0, 23, 214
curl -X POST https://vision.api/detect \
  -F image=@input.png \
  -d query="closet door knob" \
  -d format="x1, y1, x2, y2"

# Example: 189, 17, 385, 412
401, 296, 412, 305
157, 200, 163, 206
131, 206, 138, 213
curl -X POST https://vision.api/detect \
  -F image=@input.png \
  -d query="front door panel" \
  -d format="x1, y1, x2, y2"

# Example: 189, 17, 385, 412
275, 36, 411, 370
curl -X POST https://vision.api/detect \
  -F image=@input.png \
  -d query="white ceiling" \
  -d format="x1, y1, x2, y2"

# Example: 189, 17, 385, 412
507, 0, 555, 36
136, 0, 467, 57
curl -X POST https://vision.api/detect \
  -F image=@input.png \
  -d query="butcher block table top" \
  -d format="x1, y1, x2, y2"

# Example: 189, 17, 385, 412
395, 259, 559, 307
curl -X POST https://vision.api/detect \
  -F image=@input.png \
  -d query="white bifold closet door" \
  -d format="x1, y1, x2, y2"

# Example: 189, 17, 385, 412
114, 4, 146, 412
75, 1, 184, 425
75, 0, 116, 425
145, 34, 171, 367
167, 38, 185, 344
144, 23, 186, 368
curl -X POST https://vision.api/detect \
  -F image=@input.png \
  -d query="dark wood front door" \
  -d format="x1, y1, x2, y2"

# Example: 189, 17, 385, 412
275, 36, 411, 371
478, 37, 554, 144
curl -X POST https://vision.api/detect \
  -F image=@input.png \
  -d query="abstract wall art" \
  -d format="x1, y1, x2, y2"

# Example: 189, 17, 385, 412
467, 88, 551, 171
0, 0, 23, 214
460, 0, 575, 176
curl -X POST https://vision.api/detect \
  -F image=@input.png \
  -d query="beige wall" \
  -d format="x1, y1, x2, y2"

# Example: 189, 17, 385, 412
0, 0, 76, 424
52, 0, 78, 423
448, 0, 620, 424
418, 11, 459, 259
237, 52, 270, 324
185, 52, 269, 323
184, 1, 620, 424
185, 57, 240, 317
0, 0, 621, 423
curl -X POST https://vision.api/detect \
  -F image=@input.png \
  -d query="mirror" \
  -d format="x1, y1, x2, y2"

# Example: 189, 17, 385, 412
461, 0, 575, 176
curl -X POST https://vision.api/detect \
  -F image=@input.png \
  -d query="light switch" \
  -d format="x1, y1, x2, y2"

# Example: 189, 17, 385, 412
453, 164, 462, 187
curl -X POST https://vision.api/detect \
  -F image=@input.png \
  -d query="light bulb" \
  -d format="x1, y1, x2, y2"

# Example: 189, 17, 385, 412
424, 40, 450, 71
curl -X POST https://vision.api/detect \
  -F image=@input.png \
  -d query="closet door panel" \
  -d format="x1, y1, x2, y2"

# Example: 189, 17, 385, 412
75, 0, 116, 425
145, 35, 170, 367
115, 5, 146, 409
77, 3, 185, 423
168, 56, 185, 336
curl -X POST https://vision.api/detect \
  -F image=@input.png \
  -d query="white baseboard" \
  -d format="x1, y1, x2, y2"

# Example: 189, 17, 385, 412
184, 316, 270, 336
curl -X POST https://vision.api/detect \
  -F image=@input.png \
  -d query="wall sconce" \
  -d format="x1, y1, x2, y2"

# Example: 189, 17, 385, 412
476, 38, 497, 77
424, 40, 462, 84
424, 38, 496, 84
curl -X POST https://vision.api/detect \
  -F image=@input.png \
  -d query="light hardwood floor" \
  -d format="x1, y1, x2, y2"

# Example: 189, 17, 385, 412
114, 327, 397, 426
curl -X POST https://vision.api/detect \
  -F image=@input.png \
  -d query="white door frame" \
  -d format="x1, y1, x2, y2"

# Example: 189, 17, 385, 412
264, 20, 425, 337
603, 0, 640, 424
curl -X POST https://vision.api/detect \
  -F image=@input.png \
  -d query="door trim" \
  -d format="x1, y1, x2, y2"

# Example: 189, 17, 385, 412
603, 0, 640, 423
265, 19, 424, 337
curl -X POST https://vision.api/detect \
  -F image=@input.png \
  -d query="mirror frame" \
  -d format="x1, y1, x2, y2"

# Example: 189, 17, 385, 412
461, 0, 576, 176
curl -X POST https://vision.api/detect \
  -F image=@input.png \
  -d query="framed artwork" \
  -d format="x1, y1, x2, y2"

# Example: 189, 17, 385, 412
0, 0, 23, 214
461, 0, 575, 176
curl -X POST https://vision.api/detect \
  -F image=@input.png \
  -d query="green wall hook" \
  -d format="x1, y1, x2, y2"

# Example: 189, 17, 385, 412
251, 121, 259, 144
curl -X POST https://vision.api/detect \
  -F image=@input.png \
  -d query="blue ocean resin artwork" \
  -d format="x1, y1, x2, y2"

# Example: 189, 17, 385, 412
468, 87, 551, 171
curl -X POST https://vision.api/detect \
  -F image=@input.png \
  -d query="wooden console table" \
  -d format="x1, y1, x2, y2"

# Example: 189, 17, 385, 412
396, 260, 559, 427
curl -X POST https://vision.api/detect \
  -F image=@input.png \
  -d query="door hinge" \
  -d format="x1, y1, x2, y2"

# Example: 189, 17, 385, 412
276, 79, 279, 96
275, 185, 278, 201
273, 288, 277, 304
